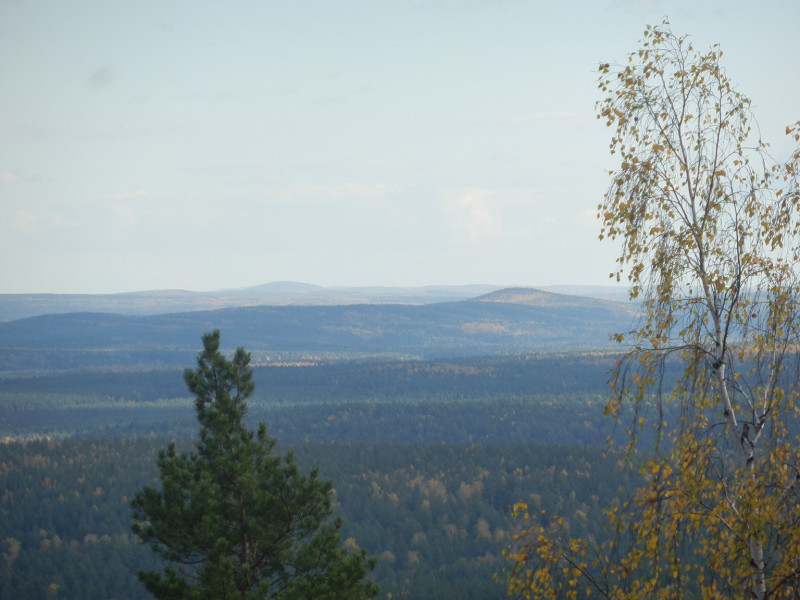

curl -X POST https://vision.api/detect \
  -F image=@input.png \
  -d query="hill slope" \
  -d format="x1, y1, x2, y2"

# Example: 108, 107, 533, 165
0, 287, 635, 372
0, 283, 629, 321
0, 283, 504, 321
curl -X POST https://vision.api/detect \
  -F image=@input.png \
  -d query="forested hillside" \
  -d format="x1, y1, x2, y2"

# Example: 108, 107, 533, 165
0, 438, 639, 600
0, 283, 627, 321
0, 289, 644, 598
0, 283, 505, 321
0, 348, 646, 599
0, 354, 629, 443
0, 288, 635, 371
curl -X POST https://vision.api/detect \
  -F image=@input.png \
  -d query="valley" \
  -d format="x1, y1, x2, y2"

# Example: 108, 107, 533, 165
0, 285, 639, 600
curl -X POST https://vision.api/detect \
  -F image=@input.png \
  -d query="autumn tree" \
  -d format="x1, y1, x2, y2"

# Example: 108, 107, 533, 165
505, 21, 800, 600
131, 330, 379, 600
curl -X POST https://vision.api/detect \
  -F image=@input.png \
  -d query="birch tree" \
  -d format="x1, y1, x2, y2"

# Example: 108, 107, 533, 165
505, 21, 800, 600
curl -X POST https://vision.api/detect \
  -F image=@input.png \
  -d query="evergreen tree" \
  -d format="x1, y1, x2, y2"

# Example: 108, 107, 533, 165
131, 330, 378, 600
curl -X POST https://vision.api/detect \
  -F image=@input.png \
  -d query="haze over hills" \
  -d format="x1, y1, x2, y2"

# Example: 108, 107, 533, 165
0, 282, 629, 322
0, 286, 636, 373
0, 283, 501, 322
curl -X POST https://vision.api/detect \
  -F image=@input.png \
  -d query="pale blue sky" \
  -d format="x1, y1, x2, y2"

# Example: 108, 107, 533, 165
2, 0, 798, 293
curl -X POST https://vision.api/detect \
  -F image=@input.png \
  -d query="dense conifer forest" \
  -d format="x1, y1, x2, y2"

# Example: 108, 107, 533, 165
0, 354, 643, 598
0, 438, 638, 599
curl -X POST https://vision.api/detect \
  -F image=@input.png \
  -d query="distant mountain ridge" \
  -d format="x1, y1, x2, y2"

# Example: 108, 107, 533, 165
0, 282, 628, 322
474, 287, 626, 307
0, 286, 636, 373
0, 283, 501, 322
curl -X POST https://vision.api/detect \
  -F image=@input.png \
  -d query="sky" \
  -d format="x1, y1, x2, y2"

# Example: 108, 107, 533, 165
2, 0, 799, 294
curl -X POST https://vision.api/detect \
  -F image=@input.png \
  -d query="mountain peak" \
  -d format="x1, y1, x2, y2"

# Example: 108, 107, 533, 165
473, 287, 567, 306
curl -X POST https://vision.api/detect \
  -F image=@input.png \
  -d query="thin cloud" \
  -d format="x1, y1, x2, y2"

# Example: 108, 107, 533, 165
0, 170, 54, 184
577, 207, 602, 229
448, 189, 504, 242
9, 210, 37, 232
7, 210, 79, 233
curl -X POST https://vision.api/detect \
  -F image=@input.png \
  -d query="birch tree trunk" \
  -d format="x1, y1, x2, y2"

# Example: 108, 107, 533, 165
505, 20, 800, 600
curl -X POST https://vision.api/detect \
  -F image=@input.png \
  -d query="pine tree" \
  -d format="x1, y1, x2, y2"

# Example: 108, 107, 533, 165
131, 330, 379, 600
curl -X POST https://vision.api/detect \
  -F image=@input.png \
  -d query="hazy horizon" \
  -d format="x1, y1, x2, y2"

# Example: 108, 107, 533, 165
3, 1, 798, 294
0, 280, 629, 296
